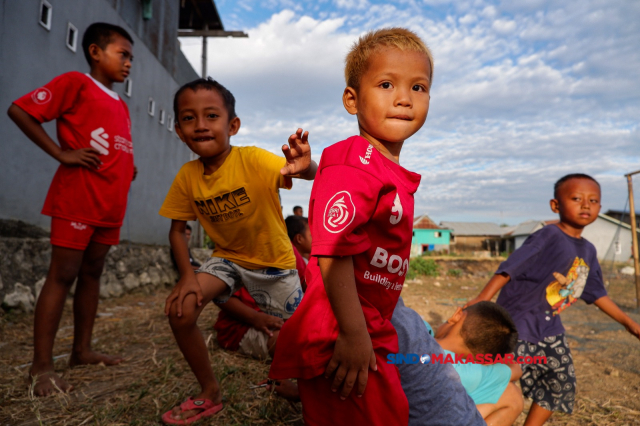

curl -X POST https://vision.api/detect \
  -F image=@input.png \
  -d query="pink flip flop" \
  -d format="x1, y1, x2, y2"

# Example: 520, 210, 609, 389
162, 397, 223, 424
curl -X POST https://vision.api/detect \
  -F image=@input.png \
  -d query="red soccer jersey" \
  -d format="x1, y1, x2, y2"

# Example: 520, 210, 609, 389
270, 135, 421, 379
13, 72, 134, 227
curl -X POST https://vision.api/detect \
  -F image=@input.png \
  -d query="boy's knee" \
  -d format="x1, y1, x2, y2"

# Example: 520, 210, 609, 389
167, 297, 199, 329
51, 263, 80, 286
504, 382, 524, 412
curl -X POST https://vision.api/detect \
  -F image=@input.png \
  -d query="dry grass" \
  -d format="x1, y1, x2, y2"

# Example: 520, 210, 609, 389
1, 268, 640, 425
0, 288, 302, 425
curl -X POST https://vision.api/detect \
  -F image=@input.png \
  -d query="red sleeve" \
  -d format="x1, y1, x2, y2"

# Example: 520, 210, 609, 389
310, 164, 384, 257
13, 72, 82, 123
292, 245, 306, 287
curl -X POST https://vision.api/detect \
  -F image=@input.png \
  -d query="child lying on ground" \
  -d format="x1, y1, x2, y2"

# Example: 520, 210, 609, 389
466, 173, 640, 426
265, 297, 521, 426
159, 78, 317, 424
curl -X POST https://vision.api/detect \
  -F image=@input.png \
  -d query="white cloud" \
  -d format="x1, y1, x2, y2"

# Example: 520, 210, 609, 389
180, 1, 640, 223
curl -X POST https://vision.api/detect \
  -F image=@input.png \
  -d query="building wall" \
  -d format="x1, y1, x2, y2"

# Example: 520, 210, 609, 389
582, 218, 633, 261
0, 0, 198, 244
450, 235, 500, 252
411, 229, 451, 246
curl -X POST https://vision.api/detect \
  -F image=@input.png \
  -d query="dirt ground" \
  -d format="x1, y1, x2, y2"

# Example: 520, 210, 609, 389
1, 261, 640, 425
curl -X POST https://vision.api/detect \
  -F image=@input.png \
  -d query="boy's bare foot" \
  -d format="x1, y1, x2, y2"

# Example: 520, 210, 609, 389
167, 390, 223, 422
28, 370, 73, 397
69, 350, 124, 367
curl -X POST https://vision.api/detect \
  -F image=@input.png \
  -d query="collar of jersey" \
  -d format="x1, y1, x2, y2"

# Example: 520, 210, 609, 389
85, 73, 120, 101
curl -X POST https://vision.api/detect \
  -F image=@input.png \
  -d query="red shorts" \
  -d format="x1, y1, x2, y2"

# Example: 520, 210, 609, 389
297, 353, 409, 426
50, 217, 120, 250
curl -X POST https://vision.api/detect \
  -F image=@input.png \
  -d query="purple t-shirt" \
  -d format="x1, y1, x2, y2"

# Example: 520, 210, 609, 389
496, 224, 607, 343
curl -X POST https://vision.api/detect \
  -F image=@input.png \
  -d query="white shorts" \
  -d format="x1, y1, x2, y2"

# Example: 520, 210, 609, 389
198, 257, 303, 319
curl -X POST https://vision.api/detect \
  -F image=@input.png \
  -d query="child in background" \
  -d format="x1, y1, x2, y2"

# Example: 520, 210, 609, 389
7, 22, 136, 397
466, 173, 640, 425
269, 28, 432, 425
285, 214, 312, 271
159, 78, 317, 424
170, 224, 201, 271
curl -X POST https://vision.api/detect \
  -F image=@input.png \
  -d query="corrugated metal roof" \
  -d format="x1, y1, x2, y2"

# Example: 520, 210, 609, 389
511, 220, 545, 236
439, 222, 503, 236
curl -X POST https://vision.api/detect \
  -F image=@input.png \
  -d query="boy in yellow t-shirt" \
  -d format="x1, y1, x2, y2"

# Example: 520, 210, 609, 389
159, 78, 317, 425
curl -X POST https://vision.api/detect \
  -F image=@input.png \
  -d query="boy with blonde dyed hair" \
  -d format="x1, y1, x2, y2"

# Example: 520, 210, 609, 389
270, 28, 432, 425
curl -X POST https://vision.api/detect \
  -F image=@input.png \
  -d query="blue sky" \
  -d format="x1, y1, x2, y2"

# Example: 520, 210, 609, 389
180, 0, 640, 225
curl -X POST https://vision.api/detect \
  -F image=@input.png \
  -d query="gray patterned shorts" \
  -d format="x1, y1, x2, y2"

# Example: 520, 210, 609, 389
517, 333, 576, 414
197, 257, 302, 319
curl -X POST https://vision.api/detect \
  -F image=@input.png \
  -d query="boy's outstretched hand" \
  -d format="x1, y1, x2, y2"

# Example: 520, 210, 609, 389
280, 128, 317, 180
324, 328, 377, 400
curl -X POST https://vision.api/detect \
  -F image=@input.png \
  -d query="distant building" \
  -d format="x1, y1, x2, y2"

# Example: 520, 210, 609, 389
439, 221, 503, 254
604, 209, 640, 230
411, 215, 450, 256
501, 215, 637, 261
501, 220, 545, 252
0, 0, 234, 244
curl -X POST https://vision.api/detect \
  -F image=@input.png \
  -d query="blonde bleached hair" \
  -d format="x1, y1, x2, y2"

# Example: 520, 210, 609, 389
345, 28, 433, 91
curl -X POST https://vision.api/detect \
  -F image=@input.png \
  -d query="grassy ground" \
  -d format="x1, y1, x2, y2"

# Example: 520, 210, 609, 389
1, 264, 640, 425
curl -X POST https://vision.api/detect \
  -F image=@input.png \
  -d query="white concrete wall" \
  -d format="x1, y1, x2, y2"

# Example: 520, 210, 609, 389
582, 218, 633, 261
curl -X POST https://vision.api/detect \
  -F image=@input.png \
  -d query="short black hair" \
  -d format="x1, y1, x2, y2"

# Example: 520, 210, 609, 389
293, 206, 303, 212
554, 174, 600, 199
285, 215, 308, 240
173, 78, 237, 121
82, 22, 133, 66
460, 302, 518, 357
185, 224, 192, 231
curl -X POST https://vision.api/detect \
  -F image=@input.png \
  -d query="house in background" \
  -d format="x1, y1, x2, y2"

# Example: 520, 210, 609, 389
499, 215, 637, 261
501, 220, 546, 252
0, 0, 239, 244
604, 209, 640, 229
440, 221, 503, 255
411, 215, 450, 256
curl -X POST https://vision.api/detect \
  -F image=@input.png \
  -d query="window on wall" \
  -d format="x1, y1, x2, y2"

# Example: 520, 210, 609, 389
39, 0, 52, 30
66, 23, 78, 52
434, 231, 442, 238
124, 78, 132, 97
167, 115, 174, 131
159, 109, 165, 125
148, 98, 155, 116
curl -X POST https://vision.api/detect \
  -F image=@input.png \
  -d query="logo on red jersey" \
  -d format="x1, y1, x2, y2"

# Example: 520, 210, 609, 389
70, 221, 87, 231
31, 88, 52, 104
390, 193, 403, 225
90, 127, 110, 155
359, 144, 373, 165
324, 191, 356, 233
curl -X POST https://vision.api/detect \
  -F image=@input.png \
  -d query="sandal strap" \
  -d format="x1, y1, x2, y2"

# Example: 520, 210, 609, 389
179, 396, 214, 412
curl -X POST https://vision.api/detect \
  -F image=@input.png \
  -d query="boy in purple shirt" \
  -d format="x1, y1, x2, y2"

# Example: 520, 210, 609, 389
467, 173, 640, 425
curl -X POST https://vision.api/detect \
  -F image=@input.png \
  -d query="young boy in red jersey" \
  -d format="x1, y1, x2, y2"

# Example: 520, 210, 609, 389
269, 28, 433, 425
159, 78, 317, 424
7, 23, 136, 396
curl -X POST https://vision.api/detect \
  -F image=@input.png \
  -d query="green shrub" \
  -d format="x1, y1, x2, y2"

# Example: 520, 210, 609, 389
407, 257, 440, 279
447, 268, 463, 277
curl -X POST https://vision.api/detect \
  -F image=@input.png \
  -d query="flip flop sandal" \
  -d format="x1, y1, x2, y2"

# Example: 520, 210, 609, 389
162, 397, 223, 424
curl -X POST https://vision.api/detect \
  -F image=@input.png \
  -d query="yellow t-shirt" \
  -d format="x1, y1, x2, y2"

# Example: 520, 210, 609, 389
159, 146, 295, 270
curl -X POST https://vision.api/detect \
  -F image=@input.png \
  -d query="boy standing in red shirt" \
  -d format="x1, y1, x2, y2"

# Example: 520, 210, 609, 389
7, 23, 136, 396
269, 28, 433, 425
